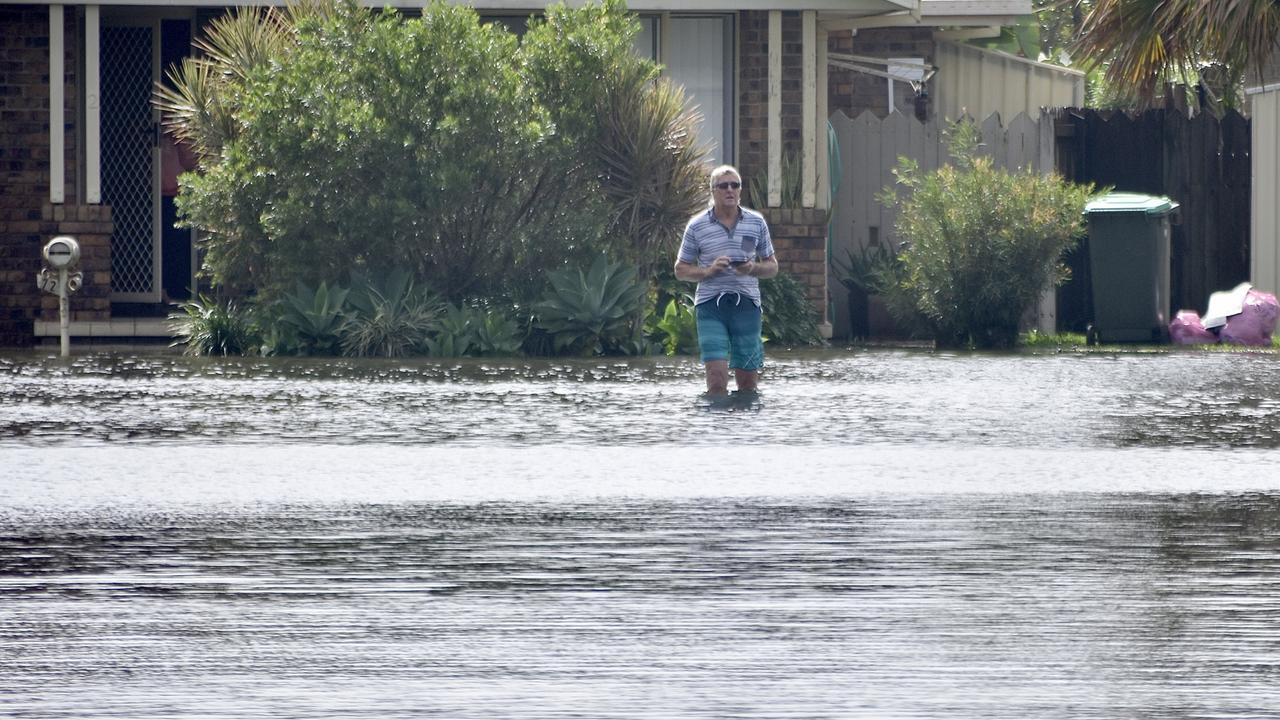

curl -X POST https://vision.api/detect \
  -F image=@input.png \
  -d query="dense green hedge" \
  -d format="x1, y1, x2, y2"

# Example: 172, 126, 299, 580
160, 0, 814, 358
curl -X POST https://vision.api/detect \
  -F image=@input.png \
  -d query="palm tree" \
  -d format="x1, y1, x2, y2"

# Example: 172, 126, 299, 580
1071, 0, 1280, 106
594, 60, 710, 288
152, 5, 299, 158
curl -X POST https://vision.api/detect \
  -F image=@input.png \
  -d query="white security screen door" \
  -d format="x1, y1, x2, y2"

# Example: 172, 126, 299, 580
101, 20, 161, 302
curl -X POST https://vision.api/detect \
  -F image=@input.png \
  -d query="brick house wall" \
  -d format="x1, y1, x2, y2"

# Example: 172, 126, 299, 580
737, 17, 934, 333
739, 12, 823, 330
767, 208, 828, 321
828, 27, 935, 121
738, 10, 805, 191
1, 4, 110, 347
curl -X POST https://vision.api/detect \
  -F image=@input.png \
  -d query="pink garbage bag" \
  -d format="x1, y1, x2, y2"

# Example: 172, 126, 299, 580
1170, 310, 1218, 345
1219, 290, 1280, 346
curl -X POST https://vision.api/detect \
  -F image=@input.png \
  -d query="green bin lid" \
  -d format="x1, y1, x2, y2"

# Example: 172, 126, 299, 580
1084, 192, 1179, 215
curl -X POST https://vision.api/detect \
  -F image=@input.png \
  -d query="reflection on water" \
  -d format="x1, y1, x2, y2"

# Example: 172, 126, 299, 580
3, 349, 1280, 718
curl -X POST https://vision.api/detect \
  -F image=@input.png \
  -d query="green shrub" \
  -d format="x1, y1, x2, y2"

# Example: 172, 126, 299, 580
470, 305, 525, 357
339, 269, 441, 358
879, 120, 1095, 349
533, 254, 646, 356
159, 0, 717, 328
761, 272, 824, 347
652, 296, 699, 356
421, 302, 524, 357
168, 294, 260, 356
644, 267, 698, 355
1020, 330, 1087, 349
168, 0, 645, 304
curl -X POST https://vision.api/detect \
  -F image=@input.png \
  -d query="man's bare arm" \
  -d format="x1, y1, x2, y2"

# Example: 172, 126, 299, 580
675, 258, 729, 282
741, 255, 778, 279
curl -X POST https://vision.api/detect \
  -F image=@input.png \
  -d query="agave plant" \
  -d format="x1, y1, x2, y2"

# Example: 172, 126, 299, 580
832, 242, 897, 295
420, 302, 525, 358
272, 280, 349, 355
533, 255, 646, 356
423, 303, 479, 358
168, 294, 259, 356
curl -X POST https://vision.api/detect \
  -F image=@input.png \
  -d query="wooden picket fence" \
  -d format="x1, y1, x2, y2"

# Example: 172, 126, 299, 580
827, 110, 1055, 338
826, 107, 1251, 338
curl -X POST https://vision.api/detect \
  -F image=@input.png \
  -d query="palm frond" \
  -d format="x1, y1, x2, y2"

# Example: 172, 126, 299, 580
1073, 0, 1280, 107
153, 57, 236, 157
595, 64, 710, 279
194, 6, 292, 81
152, 5, 300, 158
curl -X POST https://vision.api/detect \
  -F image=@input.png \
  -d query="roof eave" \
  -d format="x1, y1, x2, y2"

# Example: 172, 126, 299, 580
5, 0, 918, 10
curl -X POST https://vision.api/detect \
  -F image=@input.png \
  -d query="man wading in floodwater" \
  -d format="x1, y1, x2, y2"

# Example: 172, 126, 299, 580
675, 165, 779, 397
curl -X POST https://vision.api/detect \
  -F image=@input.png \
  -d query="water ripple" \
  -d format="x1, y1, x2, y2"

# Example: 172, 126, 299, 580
5, 350, 1280, 718
4, 350, 1280, 449
3, 497, 1280, 718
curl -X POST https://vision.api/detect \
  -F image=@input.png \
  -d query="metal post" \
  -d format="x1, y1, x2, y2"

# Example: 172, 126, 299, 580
59, 268, 70, 358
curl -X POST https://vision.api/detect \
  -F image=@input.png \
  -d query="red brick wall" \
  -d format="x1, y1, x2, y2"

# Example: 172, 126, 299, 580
738, 11, 806, 191
768, 208, 828, 328
738, 12, 828, 327
828, 27, 934, 120
0, 5, 106, 346
36, 204, 113, 323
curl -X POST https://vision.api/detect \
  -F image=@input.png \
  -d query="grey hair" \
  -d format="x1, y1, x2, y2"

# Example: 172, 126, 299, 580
709, 165, 741, 189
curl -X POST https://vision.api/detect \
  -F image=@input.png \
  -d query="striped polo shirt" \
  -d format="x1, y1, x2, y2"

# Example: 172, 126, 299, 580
677, 206, 776, 306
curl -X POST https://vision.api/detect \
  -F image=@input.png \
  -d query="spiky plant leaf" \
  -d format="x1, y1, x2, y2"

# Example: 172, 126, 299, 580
1072, 0, 1280, 107
595, 64, 710, 286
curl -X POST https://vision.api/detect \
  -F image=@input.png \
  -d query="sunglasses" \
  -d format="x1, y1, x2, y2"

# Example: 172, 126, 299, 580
714, 181, 742, 190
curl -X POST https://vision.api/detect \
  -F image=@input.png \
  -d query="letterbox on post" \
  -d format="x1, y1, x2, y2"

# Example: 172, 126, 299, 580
37, 236, 83, 357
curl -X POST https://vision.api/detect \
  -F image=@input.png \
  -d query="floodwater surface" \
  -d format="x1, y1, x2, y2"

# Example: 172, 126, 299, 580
2, 349, 1280, 719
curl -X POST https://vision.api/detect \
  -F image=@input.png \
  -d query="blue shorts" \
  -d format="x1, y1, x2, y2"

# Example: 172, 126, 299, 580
696, 294, 764, 371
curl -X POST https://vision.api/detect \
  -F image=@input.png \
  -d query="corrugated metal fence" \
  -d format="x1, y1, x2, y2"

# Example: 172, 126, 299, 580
1253, 90, 1280, 295
933, 41, 1085, 124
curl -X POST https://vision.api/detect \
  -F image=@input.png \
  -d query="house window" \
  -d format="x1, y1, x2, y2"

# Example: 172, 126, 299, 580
635, 14, 735, 165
